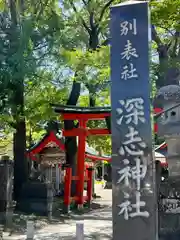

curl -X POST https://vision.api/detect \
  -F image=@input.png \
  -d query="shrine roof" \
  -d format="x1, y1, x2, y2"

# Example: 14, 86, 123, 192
51, 104, 111, 114
27, 130, 100, 157
52, 104, 161, 119
27, 131, 64, 155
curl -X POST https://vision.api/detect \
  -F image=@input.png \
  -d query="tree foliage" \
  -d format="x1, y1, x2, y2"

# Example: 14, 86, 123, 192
151, 0, 180, 87
0, 0, 180, 160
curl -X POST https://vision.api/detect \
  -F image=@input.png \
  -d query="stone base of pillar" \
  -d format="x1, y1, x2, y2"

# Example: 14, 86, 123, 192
159, 213, 180, 239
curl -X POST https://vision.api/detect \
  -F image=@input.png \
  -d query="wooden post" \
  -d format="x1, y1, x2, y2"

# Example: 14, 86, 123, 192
110, 1, 157, 240
59, 165, 62, 184
45, 167, 49, 183
76, 119, 86, 209
55, 164, 60, 193
63, 166, 72, 213
49, 166, 52, 183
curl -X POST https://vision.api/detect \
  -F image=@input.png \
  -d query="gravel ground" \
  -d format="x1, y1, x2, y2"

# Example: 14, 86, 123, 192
3, 186, 112, 240
4, 186, 180, 240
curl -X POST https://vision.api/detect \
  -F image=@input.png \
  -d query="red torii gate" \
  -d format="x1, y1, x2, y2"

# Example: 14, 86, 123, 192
53, 105, 111, 210
52, 104, 162, 211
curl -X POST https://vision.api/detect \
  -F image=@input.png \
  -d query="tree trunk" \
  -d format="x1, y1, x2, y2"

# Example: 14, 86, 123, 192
8, 0, 28, 201
13, 82, 28, 201
157, 46, 180, 87
64, 80, 81, 194
13, 120, 28, 200
89, 94, 96, 107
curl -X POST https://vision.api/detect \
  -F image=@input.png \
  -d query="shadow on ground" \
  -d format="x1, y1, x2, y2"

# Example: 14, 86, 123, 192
36, 232, 112, 240
6, 202, 110, 235
36, 226, 112, 240
66, 206, 112, 221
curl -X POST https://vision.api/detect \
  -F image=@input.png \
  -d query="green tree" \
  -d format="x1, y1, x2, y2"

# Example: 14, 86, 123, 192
58, 0, 180, 159
151, 0, 180, 87
0, 0, 63, 200
56, 0, 116, 177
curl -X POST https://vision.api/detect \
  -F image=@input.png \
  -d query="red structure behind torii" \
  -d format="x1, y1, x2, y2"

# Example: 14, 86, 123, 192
27, 130, 110, 163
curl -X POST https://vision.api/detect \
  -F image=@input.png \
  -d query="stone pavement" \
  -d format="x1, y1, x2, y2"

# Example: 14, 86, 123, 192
3, 186, 112, 240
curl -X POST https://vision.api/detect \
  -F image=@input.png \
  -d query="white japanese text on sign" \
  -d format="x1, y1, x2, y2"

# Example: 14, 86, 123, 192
120, 19, 138, 81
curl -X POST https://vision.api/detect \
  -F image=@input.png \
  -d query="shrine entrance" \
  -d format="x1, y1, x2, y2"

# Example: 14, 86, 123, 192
50, 104, 167, 212
26, 124, 111, 214
52, 105, 111, 211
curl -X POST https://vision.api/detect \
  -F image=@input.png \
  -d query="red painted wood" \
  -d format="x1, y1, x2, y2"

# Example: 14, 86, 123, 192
160, 143, 167, 149
71, 176, 79, 181
86, 154, 111, 162
154, 123, 158, 133
71, 195, 88, 202
154, 108, 162, 113
88, 128, 110, 135
83, 196, 88, 201
63, 128, 110, 137
71, 196, 78, 201
29, 131, 65, 155
161, 162, 168, 167
28, 153, 37, 161
61, 113, 111, 120
64, 167, 72, 206
154, 108, 163, 133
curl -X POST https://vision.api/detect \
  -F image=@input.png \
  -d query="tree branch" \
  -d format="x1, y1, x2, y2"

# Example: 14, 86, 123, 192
178, 42, 180, 58
67, 77, 81, 106
68, 0, 91, 34
101, 37, 110, 46
9, 0, 18, 25
36, 0, 49, 21
89, 11, 95, 29
170, 31, 179, 57
81, 0, 88, 7
151, 25, 169, 59
98, 0, 115, 24
151, 25, 162, 47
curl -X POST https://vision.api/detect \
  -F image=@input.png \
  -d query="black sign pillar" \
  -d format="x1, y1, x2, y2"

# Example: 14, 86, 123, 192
110, 2, 157, 240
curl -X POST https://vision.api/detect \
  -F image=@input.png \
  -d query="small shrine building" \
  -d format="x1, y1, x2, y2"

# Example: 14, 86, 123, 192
27, 129, 109, 193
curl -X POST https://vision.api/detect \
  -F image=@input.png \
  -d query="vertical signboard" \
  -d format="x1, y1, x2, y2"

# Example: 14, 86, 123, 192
110, 2, 157, 240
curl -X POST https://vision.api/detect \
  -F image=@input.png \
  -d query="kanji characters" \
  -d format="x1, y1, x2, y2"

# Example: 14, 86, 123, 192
116, 16, 150, 222
118, 192, 149, 220
117, 157, 147, 190
121, 63, 138, 80
131, 157, 147, 191
117, 159, 131, 186
118, 193, 132, 220
116, 98, 145, 125
120, 19, 137, 36
121, 40, 139, 60
129, 191, 149, 218
119, 126, 146, 156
